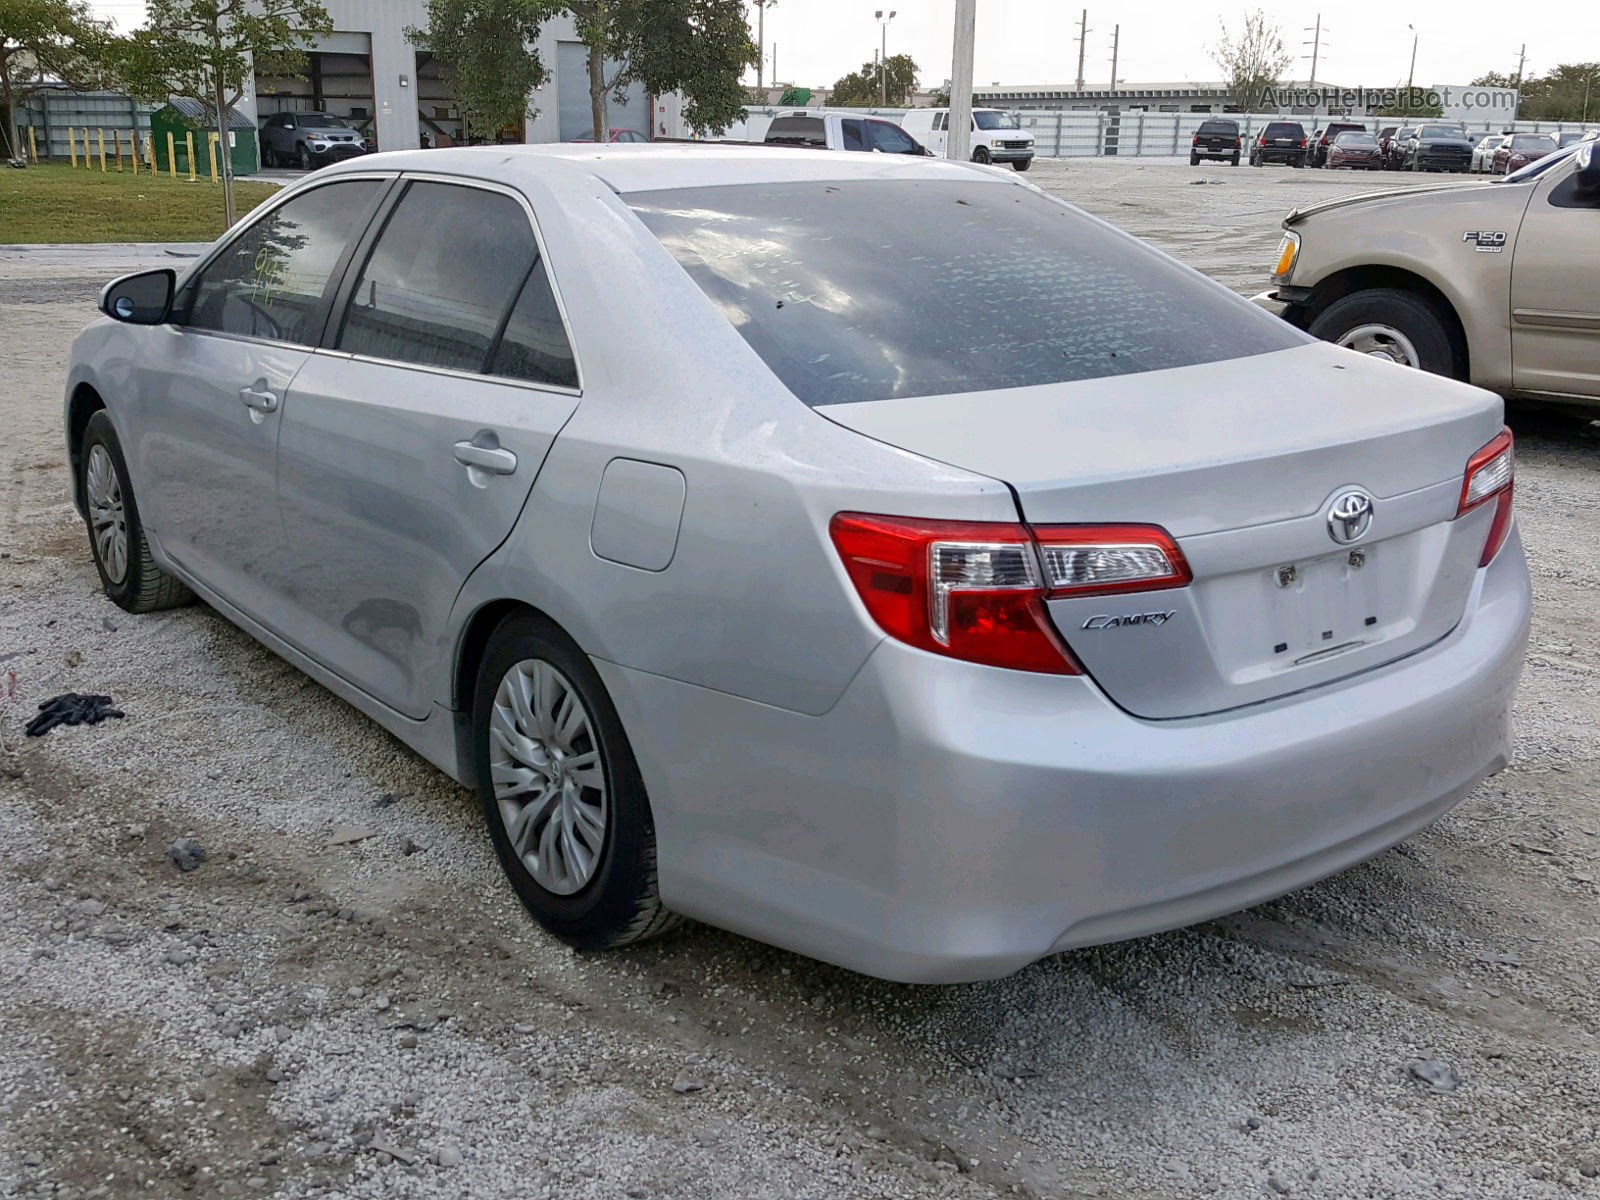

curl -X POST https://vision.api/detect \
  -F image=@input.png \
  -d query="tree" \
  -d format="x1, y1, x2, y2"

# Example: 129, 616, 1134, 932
1210, 9, 1290, 113
829, 52, 917, 107
407, 0, 550, 140
118, 0, 330, 226
0, 0, 113, 159
1482, 62, 1600, 122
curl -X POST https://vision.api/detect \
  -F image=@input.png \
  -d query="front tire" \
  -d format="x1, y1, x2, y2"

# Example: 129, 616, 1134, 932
972, 146, 991, 165
297, 144, 313, 170
473, 611, 681, 951
79, 411, 193, 613
1308, 288, 1464, 379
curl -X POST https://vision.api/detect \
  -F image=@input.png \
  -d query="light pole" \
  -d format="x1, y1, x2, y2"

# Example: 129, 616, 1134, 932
876, 10, 896, 106
1406, 24, 1418, 92
948, 0, 975, 160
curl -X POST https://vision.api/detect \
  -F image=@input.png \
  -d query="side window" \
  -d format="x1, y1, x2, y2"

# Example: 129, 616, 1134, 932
868, 121, 917, 154
185, 179, 381, 345
336, 181, 536, 373
840, 119, 866, 151
490, 260, 578, 388
933, 113, 946, 131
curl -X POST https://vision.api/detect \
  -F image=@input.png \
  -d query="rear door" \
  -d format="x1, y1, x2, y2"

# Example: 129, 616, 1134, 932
1510, 158, 1600, 398
272, 177, 582, 717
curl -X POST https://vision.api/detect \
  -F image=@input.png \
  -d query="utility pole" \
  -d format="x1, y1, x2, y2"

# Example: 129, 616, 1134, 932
1074, 9, 1089, 92
1108, 24, 1119, 91
771, 43, 778, 88
876, 10, 896, 106
1303, 15, 1324, 87
754, 0, 769, 90
1406, 24, 1418, 91
948, 0, 976, 160
1514, 44, 1526, 88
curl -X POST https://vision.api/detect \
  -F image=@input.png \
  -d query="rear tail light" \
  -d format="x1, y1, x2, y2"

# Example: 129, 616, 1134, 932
1191, 135, 1199, 145
828, 514, 1190, 675
1457, 428, 1514, 566
1299, 137, 1308, 147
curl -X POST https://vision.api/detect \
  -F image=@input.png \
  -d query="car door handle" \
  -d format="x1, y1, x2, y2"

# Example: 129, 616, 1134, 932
239, 386, 279, 413
452, 441, 518, 475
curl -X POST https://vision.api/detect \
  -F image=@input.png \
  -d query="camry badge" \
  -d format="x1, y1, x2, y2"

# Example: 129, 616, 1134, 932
1082, 611, 1176, 630
1326, 489, 1375, 544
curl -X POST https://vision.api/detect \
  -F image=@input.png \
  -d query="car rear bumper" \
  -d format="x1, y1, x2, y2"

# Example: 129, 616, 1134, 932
599, 529, 1530, 983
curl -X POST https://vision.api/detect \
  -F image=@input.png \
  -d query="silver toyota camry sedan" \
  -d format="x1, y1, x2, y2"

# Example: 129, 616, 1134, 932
65, 145, 1529, 982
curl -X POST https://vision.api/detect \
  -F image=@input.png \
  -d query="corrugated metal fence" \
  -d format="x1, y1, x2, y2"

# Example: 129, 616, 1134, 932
14, 91, 160, 161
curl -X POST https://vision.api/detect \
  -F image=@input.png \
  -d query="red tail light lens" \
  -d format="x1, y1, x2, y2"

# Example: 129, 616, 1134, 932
828, 514, 1190, 675
1457, 428, 1514, 566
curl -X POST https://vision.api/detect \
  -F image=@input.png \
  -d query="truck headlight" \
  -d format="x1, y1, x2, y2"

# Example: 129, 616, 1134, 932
1272, 231, 1300, 281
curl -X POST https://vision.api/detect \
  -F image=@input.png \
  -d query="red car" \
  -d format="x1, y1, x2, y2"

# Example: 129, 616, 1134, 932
1492, 133, 1557, 174
570, 128, 649, 144
1326, 130, 1383, 170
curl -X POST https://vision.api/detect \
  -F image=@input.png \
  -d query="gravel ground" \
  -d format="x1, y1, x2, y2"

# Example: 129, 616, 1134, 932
3, 158, 1600, 1200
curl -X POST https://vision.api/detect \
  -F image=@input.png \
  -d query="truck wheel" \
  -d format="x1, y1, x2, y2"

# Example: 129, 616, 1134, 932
1012, 158, 1031, 171
972, 146, 991, 164
1189, 152, 1199, 166
1309, 289, 1464, 379
1231, 153, 1240, 166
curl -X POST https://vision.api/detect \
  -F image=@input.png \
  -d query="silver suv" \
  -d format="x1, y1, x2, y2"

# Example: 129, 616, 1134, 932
259, 111, 367, 170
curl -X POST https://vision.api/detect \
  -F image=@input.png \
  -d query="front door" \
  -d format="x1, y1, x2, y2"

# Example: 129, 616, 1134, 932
131, 177, 387, 611
1510, 160, 1600, 398
274, 179, 581, 717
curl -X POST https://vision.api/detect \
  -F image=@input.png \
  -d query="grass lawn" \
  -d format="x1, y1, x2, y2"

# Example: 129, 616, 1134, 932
0, 163, 281, 244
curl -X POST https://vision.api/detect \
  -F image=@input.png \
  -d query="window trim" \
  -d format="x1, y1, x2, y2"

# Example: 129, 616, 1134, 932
172, 172, 400, 354
320, 171, 583, 397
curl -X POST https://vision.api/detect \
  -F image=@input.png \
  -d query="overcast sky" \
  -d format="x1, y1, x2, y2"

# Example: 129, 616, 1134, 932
88, 0, 1581, 91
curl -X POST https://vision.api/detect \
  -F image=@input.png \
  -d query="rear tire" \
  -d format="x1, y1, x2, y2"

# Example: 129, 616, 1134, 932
473, 611, 682, 951
1189, 152, 1200, 166
1308, 288, 1464, 379
1231, 153, 1240, 166
1012, 158, 1031, 172
79, 411, 194, 613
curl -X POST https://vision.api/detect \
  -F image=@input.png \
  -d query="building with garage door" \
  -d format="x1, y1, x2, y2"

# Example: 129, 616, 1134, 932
240, 0, 665, 152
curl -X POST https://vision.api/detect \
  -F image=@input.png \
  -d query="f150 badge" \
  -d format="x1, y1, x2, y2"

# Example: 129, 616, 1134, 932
1082, 611, 1176, 630
1463, 230, 1507, 252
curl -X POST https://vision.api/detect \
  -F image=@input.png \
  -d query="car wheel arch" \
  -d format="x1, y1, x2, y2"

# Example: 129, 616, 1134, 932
67, 383, 107, 515
1290, 264, 1470, 379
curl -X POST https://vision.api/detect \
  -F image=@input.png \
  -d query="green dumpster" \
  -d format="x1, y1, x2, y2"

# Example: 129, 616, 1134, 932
150, 98, 259, 176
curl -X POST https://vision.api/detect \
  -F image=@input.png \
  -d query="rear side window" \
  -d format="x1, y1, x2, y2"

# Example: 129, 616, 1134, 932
840, 118, 866, 151
336, 182, 535, 373
628, 180, 1302, 408
186, 179, 381, 345
490, 264, 578, 388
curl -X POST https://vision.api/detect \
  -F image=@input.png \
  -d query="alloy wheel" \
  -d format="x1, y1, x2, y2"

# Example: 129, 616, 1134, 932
489, 658, 608, 895
1337, 323, 1421, 368
85, 443, 128, 584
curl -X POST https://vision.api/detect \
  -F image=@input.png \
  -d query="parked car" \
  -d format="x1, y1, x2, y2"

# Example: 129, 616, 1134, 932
1257, 140, 1600, 414
1492, 133, 1558, 174
259, 112, 368, 170
1556, 130, 1599, 148
1326, 130, 1383, 169
899, 107, 1035, 170
1403, 123, 1475, 172
1383, 125, 1417, 170
1188, 117, 1242, 166
1249, 120, 1307, 167
762, 112, 930, 156
1471, 133, 1506, 173
1311, 121, 1367, 167
570, 128, 649, 143
69, 144, 1530, 984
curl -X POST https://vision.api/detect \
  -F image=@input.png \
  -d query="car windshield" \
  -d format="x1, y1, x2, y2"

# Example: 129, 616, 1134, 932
298, 114, 349, 129
973, 111, 1020, 130
1336, 133, 1376, 145
1497, 143, 1576, 182
627, 179, 1302, 408
1418, 125, 1463, 139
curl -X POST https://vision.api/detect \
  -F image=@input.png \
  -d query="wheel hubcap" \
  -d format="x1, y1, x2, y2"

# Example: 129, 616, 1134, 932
490, 658, 608, 895
85, 444, 128, 584
1336, 323, 1420, 368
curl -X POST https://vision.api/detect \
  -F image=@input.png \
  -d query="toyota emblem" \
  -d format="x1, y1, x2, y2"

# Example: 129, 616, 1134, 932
1326, 489, 1375, 544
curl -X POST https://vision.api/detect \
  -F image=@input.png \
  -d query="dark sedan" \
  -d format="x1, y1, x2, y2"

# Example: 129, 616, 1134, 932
1327, 130, 1383, 169
1492, 133, 1558, 174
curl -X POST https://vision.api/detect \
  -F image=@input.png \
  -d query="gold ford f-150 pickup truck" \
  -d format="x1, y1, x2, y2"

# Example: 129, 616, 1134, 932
1257, 136, 1600, 412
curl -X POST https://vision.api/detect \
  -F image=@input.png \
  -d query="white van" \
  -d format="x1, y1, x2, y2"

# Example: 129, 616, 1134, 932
900, 108, 1035, 170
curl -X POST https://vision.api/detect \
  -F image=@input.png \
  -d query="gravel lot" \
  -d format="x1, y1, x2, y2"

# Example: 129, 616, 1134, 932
3, 158, 1600, 1200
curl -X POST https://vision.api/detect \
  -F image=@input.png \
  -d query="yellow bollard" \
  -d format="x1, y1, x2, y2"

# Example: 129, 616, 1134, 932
68, 127, 78, 168
130, 130, 139, 175
185, 131, 197, 181
166, 131, 177, 178
97, 128, 107, 172
28, 125, 38, 163
207, 131, 219, 182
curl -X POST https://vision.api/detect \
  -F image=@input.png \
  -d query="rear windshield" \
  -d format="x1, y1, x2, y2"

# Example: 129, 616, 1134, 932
1198, 120, 1238, 134
627, 180, 1302, 408
1263, 122, 1304, 137
1511, 135, 1555, 149
766, 117, 824, 145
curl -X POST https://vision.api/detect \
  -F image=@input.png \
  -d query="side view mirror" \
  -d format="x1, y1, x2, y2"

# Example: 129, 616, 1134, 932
284, 122, 296, 131
1575, 140, 1600, 195
100, 268, 175, 324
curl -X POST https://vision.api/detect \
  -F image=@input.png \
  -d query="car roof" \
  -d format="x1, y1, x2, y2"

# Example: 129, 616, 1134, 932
315, 142, 1007, 194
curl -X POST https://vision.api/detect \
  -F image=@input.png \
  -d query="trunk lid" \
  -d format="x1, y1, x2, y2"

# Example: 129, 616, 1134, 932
822, 342, 1504, 719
